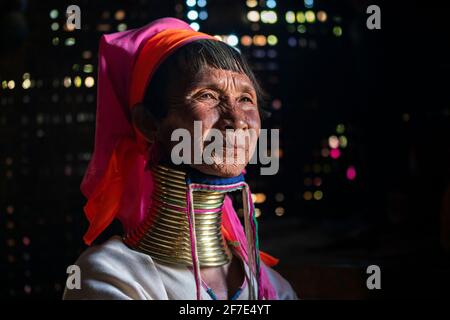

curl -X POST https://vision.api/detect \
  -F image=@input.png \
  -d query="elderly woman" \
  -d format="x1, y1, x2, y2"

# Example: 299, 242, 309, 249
63, 18, 297, 300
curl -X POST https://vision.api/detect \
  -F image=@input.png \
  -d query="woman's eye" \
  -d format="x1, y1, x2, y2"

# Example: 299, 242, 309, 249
240, 96, 253, 103
198, 92, 217, 100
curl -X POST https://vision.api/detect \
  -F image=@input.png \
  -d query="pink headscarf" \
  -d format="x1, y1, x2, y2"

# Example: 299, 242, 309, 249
81, 17, 278, 299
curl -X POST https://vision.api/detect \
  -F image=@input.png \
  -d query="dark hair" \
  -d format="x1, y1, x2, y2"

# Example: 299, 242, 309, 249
142, 39, 269, 119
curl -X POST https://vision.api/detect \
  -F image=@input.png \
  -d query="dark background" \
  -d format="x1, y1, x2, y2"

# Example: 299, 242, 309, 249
1, 0, 449, 299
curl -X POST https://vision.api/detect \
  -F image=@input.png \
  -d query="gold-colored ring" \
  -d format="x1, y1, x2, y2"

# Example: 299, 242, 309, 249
126, 165, 232, 267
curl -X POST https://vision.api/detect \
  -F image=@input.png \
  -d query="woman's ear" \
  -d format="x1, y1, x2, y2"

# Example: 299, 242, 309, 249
131, 103, 158, 143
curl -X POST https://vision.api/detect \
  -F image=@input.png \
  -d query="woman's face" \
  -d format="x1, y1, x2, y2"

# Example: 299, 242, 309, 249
156, 66, 261, 177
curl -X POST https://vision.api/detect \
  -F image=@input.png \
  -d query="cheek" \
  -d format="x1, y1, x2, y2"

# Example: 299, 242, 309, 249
245, 110, 261, 130
191, 105, 217, 122
190, 105, 220, 136
160, 105, 220, 142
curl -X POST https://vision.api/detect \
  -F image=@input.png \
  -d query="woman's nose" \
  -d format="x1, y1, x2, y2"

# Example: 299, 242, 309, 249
217, 98, 247, 130
219, 112, 248, 131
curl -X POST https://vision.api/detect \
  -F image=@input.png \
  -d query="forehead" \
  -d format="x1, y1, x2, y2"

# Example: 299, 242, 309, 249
191, 66, 256, 91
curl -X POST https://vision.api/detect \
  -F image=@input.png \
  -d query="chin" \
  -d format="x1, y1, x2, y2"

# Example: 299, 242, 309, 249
191, 163, 246, 178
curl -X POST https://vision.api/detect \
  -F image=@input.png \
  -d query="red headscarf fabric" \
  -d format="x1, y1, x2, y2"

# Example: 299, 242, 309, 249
81, 18, 215, 244
81, 17, 279, 299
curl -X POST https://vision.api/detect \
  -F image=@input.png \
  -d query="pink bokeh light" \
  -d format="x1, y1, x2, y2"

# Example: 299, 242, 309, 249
346, 166, 356, 181
330, 148, 341, 159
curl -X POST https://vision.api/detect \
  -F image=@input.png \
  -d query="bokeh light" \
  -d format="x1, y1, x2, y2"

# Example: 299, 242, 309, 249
346, 166, 357, 181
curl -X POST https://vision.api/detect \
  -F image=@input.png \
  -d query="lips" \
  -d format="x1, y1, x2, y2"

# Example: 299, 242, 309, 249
202, 139, 248, 150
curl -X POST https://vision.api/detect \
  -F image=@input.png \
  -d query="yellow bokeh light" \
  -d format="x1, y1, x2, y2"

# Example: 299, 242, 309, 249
305, 10, 315, 23
22, 79, 31, 89
297, 25, 306, 33
296, 11, 306, 23
247, 10, 260, 22
285, 11, 295, 24
260, 10, 277, 24
339, 136, 348, 148
267, 35, 278, 46
83, 64, 94, 73
74, 76, 82, 88
333, 26, 343, 37
85, 76, 95, 88
313, 191, 323, 200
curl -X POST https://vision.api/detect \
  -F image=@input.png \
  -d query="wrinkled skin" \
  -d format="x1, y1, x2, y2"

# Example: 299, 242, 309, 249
132, 66, 261, 299
133, 66, 261, 177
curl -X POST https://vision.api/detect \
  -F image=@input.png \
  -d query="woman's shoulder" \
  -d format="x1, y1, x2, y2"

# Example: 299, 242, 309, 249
63, 236, 166, 300
73, 235, 164, 284
75, 236, 149, 270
